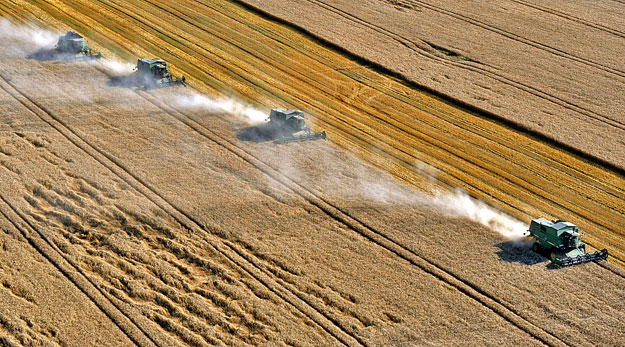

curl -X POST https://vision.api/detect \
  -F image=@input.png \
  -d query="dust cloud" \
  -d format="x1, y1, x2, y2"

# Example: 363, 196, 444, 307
90, 59, 135, 75
0, 19, 58, 55
1, 18, 526, 239
428, 189, 527, 239
173, 93, 267, 124
358, 178, 526, 239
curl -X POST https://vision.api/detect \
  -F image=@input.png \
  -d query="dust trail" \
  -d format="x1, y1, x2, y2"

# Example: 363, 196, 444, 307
1, 19, 527, 239
0, 18, 58, 54
360, 180, 527, 239
90, 59, 136, 75
172, 93, 267, 124
265, 140, 528, 239
428, 189, 527, 239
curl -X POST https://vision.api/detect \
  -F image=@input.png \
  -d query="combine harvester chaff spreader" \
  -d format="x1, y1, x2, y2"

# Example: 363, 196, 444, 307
55, 31, 102, 60
267, 108, 326, 144
528, 218, 608, 267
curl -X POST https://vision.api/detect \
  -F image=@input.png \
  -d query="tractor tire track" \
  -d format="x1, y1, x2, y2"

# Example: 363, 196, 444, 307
0, 197, 157, 347
132, 88, 567, 347
123, 0, 625, 257
96, 0, 625, 241
12, 4, 366, 341
0, 76, 167, 347
63, 0, 625, 273
509, 0, 625, 39
303, 0, 625, 133
401, 0, 625, 78
0, 73, 361, 347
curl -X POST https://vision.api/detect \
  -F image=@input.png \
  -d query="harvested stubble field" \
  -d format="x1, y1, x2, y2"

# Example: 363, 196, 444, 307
0, 0, 624, 346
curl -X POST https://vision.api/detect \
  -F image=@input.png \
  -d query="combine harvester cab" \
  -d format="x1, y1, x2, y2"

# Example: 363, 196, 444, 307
55, 31, 102, 60
528, 218, 608, 266
135, 58, 186, 89
268, 108, 326, 144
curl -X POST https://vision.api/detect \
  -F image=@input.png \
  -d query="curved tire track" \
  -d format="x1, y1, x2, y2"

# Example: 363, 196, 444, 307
0, 73, 362, 346
510, 0, 625, 39
303, 0, 625, 133
0, 76, 167, 347
132, 87, 567, 347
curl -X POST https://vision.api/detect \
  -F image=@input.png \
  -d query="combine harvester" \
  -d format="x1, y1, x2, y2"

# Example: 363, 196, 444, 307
528, 218, 608, 267
134, 58, 186, 89
267, 108, 326, 144
55, 31, 102, 60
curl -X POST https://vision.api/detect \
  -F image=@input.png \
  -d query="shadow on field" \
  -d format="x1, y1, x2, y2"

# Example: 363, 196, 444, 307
27, 48, 66, 61
496, 240, 547, 266
237, 123, 279, 143
107, 74, 143, 89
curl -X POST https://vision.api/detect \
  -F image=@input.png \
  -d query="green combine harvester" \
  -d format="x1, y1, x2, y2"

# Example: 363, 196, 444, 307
528, 218, 608, 266
135, 58, 186, 89
55, 31, 102, 60
267, 108, 326, 144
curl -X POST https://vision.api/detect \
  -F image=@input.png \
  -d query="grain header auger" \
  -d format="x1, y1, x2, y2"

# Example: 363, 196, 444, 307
528, 218, 608, 267
55, 31, 102, 60
267, 108, 326, 144
135, 58, 186, 89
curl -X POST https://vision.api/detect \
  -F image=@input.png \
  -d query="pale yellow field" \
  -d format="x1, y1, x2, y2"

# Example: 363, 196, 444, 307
0, 0, 624, 346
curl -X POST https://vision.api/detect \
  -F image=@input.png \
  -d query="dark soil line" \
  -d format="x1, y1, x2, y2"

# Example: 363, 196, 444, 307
402, 0, 625, 78
137, 85, 566, 346
190, 1, 625, 237
510, 0, 625, 38
229, 0, 625, 176
0, 74, 173, 347
151, 0, 614, 243
139, 0, 554, 232
0, 65, 358, 346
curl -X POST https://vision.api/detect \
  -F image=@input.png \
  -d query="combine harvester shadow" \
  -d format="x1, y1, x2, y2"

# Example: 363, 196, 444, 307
238, 108, 326, 144
27, 48, 65, 61
237, 123, 282, 143
495, 240, 547, 266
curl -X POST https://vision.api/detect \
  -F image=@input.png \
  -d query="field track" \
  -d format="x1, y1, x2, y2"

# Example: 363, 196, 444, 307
0, 72, 361, 346
2, 0, 622, 265
1, 0, 625, 345
1, 52, 562, 346
298, 0, 625, 136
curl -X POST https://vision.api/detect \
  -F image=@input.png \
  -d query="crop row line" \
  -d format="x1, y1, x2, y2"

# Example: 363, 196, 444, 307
0, 76, 161, 347
305, 0, 625, 133
180, 0, 625, 257
4, 64, 362, 344
510, 0, 625, 39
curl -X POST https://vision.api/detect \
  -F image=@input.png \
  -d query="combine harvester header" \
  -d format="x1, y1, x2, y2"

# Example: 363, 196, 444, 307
528, 218, 608, 267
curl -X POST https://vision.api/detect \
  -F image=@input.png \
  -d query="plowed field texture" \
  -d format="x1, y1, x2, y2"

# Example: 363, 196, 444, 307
0, 0, 624, 346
